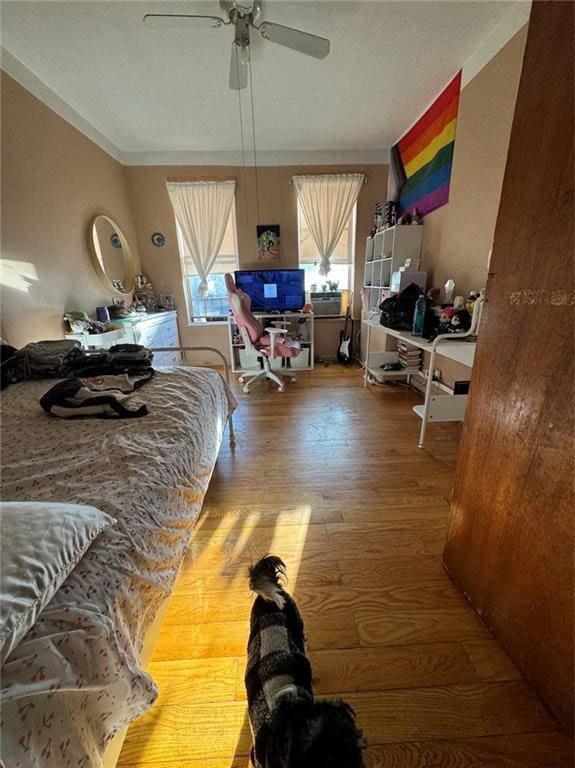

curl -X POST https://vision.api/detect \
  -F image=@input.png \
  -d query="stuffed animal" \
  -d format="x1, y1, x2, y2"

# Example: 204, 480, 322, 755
448, 309, 472, 333
438, 307, 457, 334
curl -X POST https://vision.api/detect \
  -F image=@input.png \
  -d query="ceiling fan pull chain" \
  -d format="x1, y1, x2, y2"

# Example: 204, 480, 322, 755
248, 55, 261, 227
235, 57, 250, 229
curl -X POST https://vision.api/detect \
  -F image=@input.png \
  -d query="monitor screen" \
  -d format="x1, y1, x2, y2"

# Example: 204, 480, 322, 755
234, 269, 305, 313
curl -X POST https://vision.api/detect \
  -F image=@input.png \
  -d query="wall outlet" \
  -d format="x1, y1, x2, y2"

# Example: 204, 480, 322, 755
433, 368, 442, 381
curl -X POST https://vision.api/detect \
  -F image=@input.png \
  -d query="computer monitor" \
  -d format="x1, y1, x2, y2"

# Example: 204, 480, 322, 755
234, 269, 305, 313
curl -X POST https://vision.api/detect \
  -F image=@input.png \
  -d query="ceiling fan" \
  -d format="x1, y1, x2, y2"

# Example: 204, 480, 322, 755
143, 1, 330, 90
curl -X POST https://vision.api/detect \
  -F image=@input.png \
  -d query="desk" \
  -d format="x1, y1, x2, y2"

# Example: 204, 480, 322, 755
362, 319, 476, 367
362, 301, 483, 448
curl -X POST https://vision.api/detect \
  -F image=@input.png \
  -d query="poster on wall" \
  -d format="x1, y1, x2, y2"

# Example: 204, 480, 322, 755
256, 225, 280, 260
391, 70, 462, 217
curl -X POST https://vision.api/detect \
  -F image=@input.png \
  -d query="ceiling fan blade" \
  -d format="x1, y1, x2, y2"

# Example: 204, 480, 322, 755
143, 13, 225, 29
229, 43, 249, 90
259, 22, 330, 59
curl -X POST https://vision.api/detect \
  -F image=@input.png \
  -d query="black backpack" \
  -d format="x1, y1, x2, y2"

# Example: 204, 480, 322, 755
379, 283, 422, 332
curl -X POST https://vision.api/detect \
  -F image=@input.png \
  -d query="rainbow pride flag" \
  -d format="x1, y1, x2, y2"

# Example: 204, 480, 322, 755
392, 71, 461, 217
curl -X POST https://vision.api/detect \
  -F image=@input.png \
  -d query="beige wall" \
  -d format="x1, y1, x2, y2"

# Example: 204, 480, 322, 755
364, 26, 528, 389
1, 24, 525, 363
125, 164, 388, 363
421, 26, 527, 299
0, 72, 139, 347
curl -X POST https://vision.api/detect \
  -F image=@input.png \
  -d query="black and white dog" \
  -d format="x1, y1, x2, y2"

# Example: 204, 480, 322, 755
245, 555, 365, 768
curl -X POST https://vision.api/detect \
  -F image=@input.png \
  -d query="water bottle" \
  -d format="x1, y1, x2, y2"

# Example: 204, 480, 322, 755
412, 294, 426, 337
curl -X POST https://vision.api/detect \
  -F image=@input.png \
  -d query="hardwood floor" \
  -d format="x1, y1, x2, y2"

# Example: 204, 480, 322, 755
118, 366, 573, 768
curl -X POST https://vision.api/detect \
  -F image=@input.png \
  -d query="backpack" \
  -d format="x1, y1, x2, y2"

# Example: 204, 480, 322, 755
379, 283, 422, 332
40, 372, 153, 419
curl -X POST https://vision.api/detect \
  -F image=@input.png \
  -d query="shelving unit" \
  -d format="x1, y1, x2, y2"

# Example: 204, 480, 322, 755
228, 312, 314, 373
362, 296, 484, 448
363, 224, 424, 312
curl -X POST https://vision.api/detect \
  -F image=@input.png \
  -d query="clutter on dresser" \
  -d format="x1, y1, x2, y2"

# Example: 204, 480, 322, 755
64, 311, 115, 335
66, 311, 181, 364
158, 293, 176, 311
134, 274, 158, 312
108, 301, 134, 319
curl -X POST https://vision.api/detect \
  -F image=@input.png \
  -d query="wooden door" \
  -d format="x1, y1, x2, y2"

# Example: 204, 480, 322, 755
444, 0, 574, 734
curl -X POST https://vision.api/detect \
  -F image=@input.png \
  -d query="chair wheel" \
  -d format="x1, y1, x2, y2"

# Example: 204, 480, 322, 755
239, 376, 245, 383
243, 385, 250, 394
278, 386, 285, 393
291, 376, 297, 383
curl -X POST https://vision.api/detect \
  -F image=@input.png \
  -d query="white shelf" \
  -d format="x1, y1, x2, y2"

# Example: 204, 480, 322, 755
413, 394, 468, 423
363, 319, 476, 368
364, 225, 424, 313
367, 366, 411, 382
362, 292, 485, 447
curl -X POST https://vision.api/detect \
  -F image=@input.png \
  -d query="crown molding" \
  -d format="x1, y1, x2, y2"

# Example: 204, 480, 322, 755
121, 149, 389, 167
462, 0, 531, 87
1, 46, 123, 162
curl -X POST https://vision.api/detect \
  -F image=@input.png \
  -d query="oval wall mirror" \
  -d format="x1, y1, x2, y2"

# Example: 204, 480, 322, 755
88, 214, 136, 296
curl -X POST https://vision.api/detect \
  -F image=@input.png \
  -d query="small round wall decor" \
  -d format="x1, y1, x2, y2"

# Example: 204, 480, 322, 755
110, 232, 122, 249
151, 232, 166, 248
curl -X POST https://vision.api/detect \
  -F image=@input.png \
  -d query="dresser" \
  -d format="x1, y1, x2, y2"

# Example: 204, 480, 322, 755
66, 311, 182, 366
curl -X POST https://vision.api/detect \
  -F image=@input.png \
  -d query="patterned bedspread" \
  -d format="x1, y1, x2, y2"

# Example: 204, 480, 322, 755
0, 367, 236, 768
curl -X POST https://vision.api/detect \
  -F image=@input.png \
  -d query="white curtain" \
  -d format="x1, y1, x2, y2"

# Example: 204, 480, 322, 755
166, 180, 235, 295
293, 173, 364, 276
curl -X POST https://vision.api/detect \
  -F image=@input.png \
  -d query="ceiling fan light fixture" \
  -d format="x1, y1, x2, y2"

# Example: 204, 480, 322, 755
238, 44, 250, 66
143, 2, 331, 90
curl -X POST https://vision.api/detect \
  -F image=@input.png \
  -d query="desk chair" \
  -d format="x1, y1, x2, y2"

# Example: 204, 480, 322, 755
225, 273, 301, 393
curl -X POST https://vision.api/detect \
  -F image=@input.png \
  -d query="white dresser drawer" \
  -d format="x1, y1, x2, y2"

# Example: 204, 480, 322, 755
118, 312, 181, 360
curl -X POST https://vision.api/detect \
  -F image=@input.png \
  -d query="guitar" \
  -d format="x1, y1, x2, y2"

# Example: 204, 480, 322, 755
337, 305, 353, 365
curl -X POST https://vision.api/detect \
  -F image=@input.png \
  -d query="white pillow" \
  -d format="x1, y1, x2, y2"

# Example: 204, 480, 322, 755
0, 501, 115, 663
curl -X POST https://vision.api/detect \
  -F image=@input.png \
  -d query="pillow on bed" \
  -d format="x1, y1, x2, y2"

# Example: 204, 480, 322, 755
0, 501, 116, 663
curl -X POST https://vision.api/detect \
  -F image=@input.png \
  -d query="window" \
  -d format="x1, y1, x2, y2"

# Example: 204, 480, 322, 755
297, 203, 356, 293
176, 206, 239, 322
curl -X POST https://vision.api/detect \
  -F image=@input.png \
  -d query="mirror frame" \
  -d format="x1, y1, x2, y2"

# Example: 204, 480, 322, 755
88, 214, 136, 297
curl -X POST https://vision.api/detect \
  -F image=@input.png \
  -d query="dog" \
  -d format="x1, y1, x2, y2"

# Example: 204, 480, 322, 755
245, 555, 365, 768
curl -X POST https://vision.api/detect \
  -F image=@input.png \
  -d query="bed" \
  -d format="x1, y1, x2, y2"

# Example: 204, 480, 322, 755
0, 357, 236, 768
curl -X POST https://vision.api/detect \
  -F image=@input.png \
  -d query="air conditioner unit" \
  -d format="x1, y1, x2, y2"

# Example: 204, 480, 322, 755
310, 291, 342, 316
